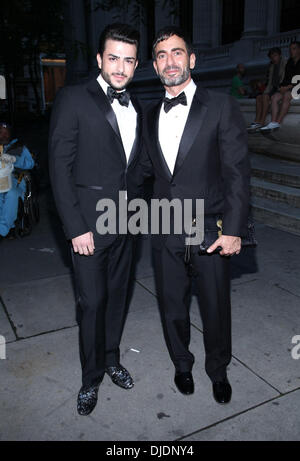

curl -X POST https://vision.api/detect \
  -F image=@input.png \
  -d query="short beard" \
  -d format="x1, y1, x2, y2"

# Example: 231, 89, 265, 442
158, 66, 191, 87
101, 70, 132, 91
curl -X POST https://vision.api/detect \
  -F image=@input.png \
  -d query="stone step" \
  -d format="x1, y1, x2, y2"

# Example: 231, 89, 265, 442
250, 152, 300, 189
251, 177, 300, 208
251, 197, 300, 236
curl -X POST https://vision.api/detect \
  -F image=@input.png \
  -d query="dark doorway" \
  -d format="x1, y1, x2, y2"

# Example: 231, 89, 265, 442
180, 0, 193, 43
222, 0, 245, 45
280, 0, 300, 32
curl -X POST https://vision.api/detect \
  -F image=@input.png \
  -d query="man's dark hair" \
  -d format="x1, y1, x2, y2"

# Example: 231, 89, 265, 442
98, 23, 140, 58
290, 41, 300, 48
268, 47, 282, 58
152, 26, 193, 60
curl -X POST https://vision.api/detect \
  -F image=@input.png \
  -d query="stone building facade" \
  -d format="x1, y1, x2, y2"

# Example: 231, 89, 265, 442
63, 0, 300, 101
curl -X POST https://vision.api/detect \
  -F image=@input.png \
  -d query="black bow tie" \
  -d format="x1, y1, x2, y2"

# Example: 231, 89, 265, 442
107, 86, 130, 107
163, 92, 187, 113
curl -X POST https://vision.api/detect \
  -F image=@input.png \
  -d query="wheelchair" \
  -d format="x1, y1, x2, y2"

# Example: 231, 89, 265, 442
14, 168, 40, 237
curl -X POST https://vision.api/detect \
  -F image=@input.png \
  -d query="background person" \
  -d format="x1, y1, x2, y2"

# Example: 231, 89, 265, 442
248, 47, 287, 132
0, 122, 34, 238
230, 63, 248, 99
261, 41, 300, 132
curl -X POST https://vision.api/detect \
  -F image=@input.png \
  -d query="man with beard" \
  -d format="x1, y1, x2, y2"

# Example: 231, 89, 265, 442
140, 27, 250, 404
49, 24, 142, 416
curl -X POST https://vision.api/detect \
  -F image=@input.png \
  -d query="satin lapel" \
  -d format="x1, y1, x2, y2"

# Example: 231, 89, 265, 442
127, 95, 142, 168
86, 79, 126, 165
173, 87, 209, 178
149, 101, 173, 181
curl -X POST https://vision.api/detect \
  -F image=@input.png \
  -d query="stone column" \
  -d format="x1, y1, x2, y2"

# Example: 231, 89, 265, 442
131, 2, 148, 63
155, 0, 179, 33
86, 0, 98, 72
86, 1, 124, 75
63, 0, 89, 84
193, 0, 212, 48
267, 0, 281, 35
242, 0, 268, 39
211, 0, 222, 47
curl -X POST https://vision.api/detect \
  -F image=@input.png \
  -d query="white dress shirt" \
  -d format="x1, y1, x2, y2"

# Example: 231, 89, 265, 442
97, 74, 137, 163
158, 79, 197, 175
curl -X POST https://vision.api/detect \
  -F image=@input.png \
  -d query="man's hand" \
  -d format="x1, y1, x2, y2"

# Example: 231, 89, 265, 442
72, 232, 95, 256
207, 235, 242, 256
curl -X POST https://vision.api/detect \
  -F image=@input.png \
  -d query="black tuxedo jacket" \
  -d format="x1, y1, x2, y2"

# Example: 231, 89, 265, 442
141, 84, 251, 248
49, 78, 142, 245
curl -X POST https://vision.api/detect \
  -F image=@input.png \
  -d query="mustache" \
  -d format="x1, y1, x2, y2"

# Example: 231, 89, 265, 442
163, 66, 181, 72
112, 72, 128, 77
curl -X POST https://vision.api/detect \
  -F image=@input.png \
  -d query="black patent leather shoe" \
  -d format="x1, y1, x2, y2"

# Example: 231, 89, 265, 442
213, 378, 232, 404
106, 365, 134, 389
77, 383, 100, 416
174, 372, 194, 395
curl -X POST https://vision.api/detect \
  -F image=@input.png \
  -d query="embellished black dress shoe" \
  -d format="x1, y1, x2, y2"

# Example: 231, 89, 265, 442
174, 372, 194, 395
77, 383, 100, 416
106, 365, 134, 389
213, 378, 232, 404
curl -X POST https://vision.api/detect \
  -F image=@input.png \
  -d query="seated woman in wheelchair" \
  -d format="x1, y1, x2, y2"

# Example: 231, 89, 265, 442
0, 122, 35, 238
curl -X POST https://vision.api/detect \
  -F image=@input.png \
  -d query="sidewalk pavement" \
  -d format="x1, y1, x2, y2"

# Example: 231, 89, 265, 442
0, 190, 299, 441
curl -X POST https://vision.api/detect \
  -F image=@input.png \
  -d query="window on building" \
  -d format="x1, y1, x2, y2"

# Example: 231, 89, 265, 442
179, 0, 193, 43
222, 0, 245, 45
280, 0, 300, 32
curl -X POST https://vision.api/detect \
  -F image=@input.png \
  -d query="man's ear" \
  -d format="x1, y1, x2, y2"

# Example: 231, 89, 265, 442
135, 60, 139, 70
189, 53, 196, 70
96, 53, 102, 69
153, 60, 158, 75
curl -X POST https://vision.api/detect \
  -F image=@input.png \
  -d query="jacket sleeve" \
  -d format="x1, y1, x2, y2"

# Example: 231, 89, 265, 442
218, 95, 251, 237
14, 146, 34, 170
132, 140, 154, 200
134, 107, 155, 197
140, 140, 154, 179
48, 87, 89, 240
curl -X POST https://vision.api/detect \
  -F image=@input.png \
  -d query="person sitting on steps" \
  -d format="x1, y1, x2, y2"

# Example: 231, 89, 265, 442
260, 41, 300, 133
248, 47, 287, 133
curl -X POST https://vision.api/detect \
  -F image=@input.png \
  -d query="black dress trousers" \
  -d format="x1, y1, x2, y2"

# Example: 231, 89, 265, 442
72, 235, 134, 387
152, 235, 232, 383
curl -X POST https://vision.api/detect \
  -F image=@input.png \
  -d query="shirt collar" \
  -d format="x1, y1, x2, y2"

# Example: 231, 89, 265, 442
165, 79, 197, 106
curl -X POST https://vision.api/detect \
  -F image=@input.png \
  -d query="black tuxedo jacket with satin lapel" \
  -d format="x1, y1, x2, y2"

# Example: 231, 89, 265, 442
141, 84, 251, 246
49, 78, 143, 244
